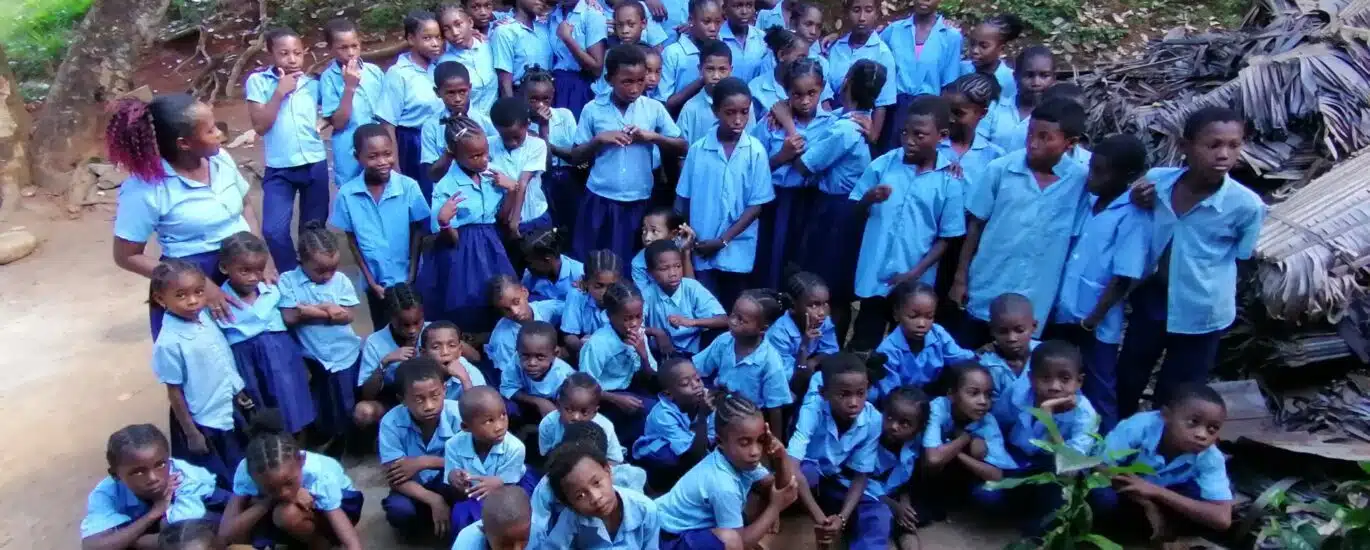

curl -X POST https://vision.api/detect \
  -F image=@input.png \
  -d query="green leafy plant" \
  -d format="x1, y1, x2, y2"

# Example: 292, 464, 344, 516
1255, 463, 1370, 549
988, 408, 1155, 550
0, 0, 93, 97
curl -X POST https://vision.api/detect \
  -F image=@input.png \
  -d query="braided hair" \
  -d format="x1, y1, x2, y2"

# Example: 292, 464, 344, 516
157, 518, 220, 550
217, 231, 269, 270
106, 94, 202, 181
782, 270, 827, 308
943, 72, 1001, 111
486, 274, 525, 307
441, 114, 489, 162
519, 65, 556, 95
713, 389, 763, 437
385, 282, 423, 318
295, 220, 338, 261
105, 424, 170, 469
519, 227, 564, 261
890, 280, 938, 311
982, 14, 1025, 45
737, 288, 787, 326
149, 258, 206, 305
763, 25, 799, 62
781, 57, 825, 94
844, 59, 887, 111
243, 410, 302, 479
584, 249, 624, 281
403, 10, 440, 38
601, 280, 644, 316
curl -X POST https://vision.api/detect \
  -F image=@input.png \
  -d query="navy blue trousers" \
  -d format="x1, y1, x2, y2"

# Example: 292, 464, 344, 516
382, 477, 457, 535
798, 462, 891, 550
262, 161, 330, 273
1116, 280, 1222, 417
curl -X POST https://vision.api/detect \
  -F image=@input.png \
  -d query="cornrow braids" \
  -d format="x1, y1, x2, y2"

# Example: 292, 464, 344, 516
559, 372, 603, 402
885, 385, 930, 418
781, 57, 825, 93
295, 220, 339, 260
601, 280, 644, 316
713, 388, 762, 436
738, 288, 787, 325
944, 72, 1000, 110
583, 249, 624, 279
544, 441, 609, 506
983, 13, 1025, 44
519, 65, 556, 93
403, 10, 439, 38
385, 282, 423, 317
441, 114, 488, 155
783, 270, 827, 307
157, 519, 219, 550
106, 94, 199, 181
149, 258, 206, 304
890, 280, 938, 311
763, 25, 798, 60
218, 231, 269, 269
106, 424, 170, 469
519, 227, 564, 260
844, 59, 887, 111
243, 410, 302, 477
486, 274, 525, 306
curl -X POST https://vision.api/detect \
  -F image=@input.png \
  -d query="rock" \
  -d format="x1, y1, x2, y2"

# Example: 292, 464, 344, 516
88, 162, 127, 190
0, 229, 38, 265
226, 130, 257, 149
19, 186, 36, 197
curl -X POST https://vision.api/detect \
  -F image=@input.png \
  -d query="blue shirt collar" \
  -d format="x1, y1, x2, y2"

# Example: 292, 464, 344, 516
836, 31, 885, 49
1154, 167, 1239, 215
573, 488, 647, 535
341, 172, 410, 200
697, 128, 759, 153
1006, 150, 1080, 179
392, 51, 428, 73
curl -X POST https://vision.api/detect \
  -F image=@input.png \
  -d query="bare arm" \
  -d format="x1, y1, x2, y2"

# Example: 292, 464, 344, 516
1151, 490, 1233, 532
323, 508, 365, 550
924, 432, 972, 467
113, 238, 160, 279
868, 107, 887, 145
839, 474, 868, 521
666, 78, 706, 114
429, 150, 457, 182
167, 386, 200, 437
344, 233, 380, 292
218, 496, 271, 543
1084, 275, 1135, 326
954, 452, 1003, 481
81, 514, 162, 550
498, 71, 515, 98
328, 82, 358, 131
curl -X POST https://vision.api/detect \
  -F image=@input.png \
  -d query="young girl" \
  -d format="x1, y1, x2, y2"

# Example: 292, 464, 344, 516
660, 0, 723, 100
422, 321, 489, 401
277, 222, 363, 442
562, 250, 622, 356
444, 387, 539, 533
633, 358, 713, 489
321, 18, 391, 186
749, 27, 827, 117
592, 3, 665, 100
485, 275, 563, 386
939, 72, 1007, 196
633, 206, 696, 290
824, 0, 897, 139
384, 11, 446, 191
962, 14, 1024, 105
216, 232, 314, 437
579, 281, 660, 442
417, 116, 521, 333
245, 27, 329, 273
547, 0, 608, 115
719, 0, 766, 82
423, 61, 499, 190
849, 96, 965, 350
642, 240, 727, 356
876, 0, 961, 152
985, 45, 1057, 152
980, 293, 1041, 427
81, 425, 227, 549
501, 321, 576, 419
328, 124, 431, 329
921, 362, 1015, 517
695, 289, 791, 432
521, 227, 585, 302
356, 284, 426, 416
538, 443, 662, 546
870, 282, 975, 399
377, 357, 464, 538
438, 5, 498, 117
149, 260, 248, 486
868, 387, 929, 550
220, 414, 364, 549
569, 44, 686, 264
764, 270, 838, 399
491, 0, 553, 97
521, 68, 584, 232
537, 374, 629, 462
488, 97, 553, 241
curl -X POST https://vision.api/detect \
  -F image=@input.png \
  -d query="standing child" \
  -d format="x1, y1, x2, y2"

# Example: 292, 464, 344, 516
149, 260, 248, 486
984, 46, 1057, 152
452, 486, 534, 549
537, 374, 630, 462
675, 41, 749, 145
329, 124, 431, 329
245, 28, 330, 273
444, 387, 540, 533
217, 232, 314, 437
562, 250, 623, 356
591, 3, 656, 99
356, 284, 427, 418
522, 68, 584, 232
521, 228, 585, 302
422, 61, 499, 191
537, 443, 662, 548
919, 362, 1015, 521
694, 289, 792, 433
321, 18, 392, 186
438, 5, 499, 117
548, 0, 608, 115
824, 0, 897, 139
485, 275, 563, 391
633, 207, 696, 290
749, 27, 828, 117
378, 358, 463, 539
660, 0, 724, 102
961, 14, 1024, 105
501, 321, 577, 421
867, 388, 929, 550
939, 72, 1007, 195
488, 96, 554, 243
719, 0, 766, 82
877, 0, 962, 153
868, 283, 974, 399
764, 271, 839, 399
633, 358, 713, 490
81, 425, 228, 549
491, 0, 553, 97
579, 281, 660, 442
641, 240, 728, 356
421, 321, 489, 401
384, 11, 446, 192
277, 222, 364, 441
464, 0, 511, 37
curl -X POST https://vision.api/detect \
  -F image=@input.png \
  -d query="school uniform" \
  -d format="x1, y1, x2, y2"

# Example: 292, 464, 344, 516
534, 487, 660, 550
231, 451, 364, 546
417, 166, 518, 333
329, 171, 431, 328
676, 90, 758, 146
694, 332, 792, 410
749, 108, 830, 288
444, 358, 491, 402
865, 439, 920, 501
379, 400, 464, 532
920, 396, 1016, 515
677, 129, 772, 305
382, 53, 445, 198
218, 282, 315, 434
746, 63, 834, 120
487, 300, 564, 416
153, 309, 247, 487
794, 109, 872, 305
764, 312, 840, 381
984, 98, 1031, 153
1093, 411, 1233, 533
825, 33, 898, 111
960, 59, 1016, 105
642, 278, 726, 355
438, 40, 498, 116
1117, 167, 1265, 416
790, 399, 888, 550
571, 94, 682, 265
936, 132, 1006, 204
529, 462, 650, 539
320, 60, 391, 185
491, 16, 554, 87
548, 0, 608, 116
873, 325, 975, 398
652, 0, 690, 44
659, 36, 702, 100
876, 16, 962, 152
532, 107, 585, 230
562, 287, 609, 341
592, 37, 660, 99
114, 151, 250, 337
982, 340, 1040, 428
719, 23, 767, 82
452, 520, 493, 550
655, 449, 772, 548
500, 358, 575, 404
80, 459, 228, 541
537, 411, 629, 462
580, 324, 661, 440
754, 0, 787, 32
1002, 378, 1099, 465
278, 268, 364, 438
444, 431, 540, 531
356, 323, 429, 397
489, 133, 554, 234
420, 109, 499, 198
633, 395, 709, 488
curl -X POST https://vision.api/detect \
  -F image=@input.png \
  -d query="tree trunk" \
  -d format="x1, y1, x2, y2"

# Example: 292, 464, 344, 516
0, 43, 33, 224
28, 0, 171, 196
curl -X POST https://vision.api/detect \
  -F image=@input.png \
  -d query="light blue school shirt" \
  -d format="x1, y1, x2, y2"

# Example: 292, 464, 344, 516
764, 312, 839, 380
321, 60, 391, 184
383, 52, 444, 128
677, 91, 759, 146
754, 0, 787, 33
643, 278, 726, 353
445, 358, 490, 401
875, 324, 975, 397
654, 0, 690, 43
378, 400, 464, 484
443, 431, 529, 484
114, 152, 250, 258
984, 98, 1030, 153
633, 394, 705, 459
580, 325, 659, 391
1147, 167, 1266, 334
217, 282, 289, 344
923, 396, 1017, 469
719, 24, 767, 82
577, 94, 682, 201
1104, 411, 1233, 500
746, 68, 834, 120
549, 1, 608, 72
694, 332, 792, 409
153, 310, 246, 430
800, 109, 873, 195
232, 451, 356, 510
431, 164, 507, 231
655, 449, 771, 533
438, 40, 498, 116
937, 132, 1006, 200
983, 340, 1040, 428
960, 59, 1016, 105
865, 440, 920, 498
537, 411, 627, 462
357, 322, 429, 386
1053, 194, 1151, 344
591, 37, 662, 97
489, 134, 550, 222
491, 18, 554, 82
452, 520, 491, 550
788, 399, 881, 483
500, 357, 575, 399
538, 487, 660, 550
486, 300, 565, 374
964, 150, 1088, 330
421, 109, 498, 165
659, 36, 701, 99
532, 107, 578, 168
678, 131, 773, 273
880, 16, 962, 96
330, 172, 431, 287
825, 33, 898, 107
631, 249, 650, 289
244, 69, 327, 168
752, 108, 836, 189
562, 287, 609, 336
1002, 377, 1099, 458
80, 458, 219, 538
524, 255, 585, 302
530, 464, 649, 540
850, 149, 966, 298
277, 268, 363, 373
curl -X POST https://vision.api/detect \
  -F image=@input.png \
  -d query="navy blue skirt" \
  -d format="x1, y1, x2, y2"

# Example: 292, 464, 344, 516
544, 166, 585, 233
797, 191, 861, 302
518, 211, 554, 236
571, 192, 648, 271
753, 185, 811, 289
396, 126, 428, 200
662, 529, 729, 550
418, 224, 515, 333
168, 410, 246, 490
877, 93, 918, 155
307, 357, 359, 439
552, 69, 595, 118
232, 331, 315, 434
150, 251, 225, 338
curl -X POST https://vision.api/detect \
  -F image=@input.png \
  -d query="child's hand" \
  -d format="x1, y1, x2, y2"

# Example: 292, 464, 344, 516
557, 20, 574, 42
1114, 474, 1163, 500
596, 130, 633, 147
630, 128, 661, 144
676, 224, 697, 250
370, 283, 387, 301
947, 161, 965, 179
643, 0, 667, 19
150, 472, 182, 516
438, 193, 467, 227
820, 32, 840, 52
430, 500, 452, 538
849, 112, 874, 141
609, 391, 645, 412
1081, 312, 1102, 331
801, 312, 823, 342
382, 346, 416, 366
469, 476, 503, 500
815, 515, 843, 543
1040, 395, 1077, 414
890, 500, 918, 531
779, 133, 806, 159
294, 486, 315, 510
767, 476, 799, 509
666, 314, 693, 328
967, 437, 988, 460
385, 457, 425, 485
694, 239, 725, 256
448, 469, 471, 495
947, 277, 968, 308
759, 425, 787, 461
327, 305, 350, 324
341, 58, 362, 89
185, 429, 210, 456
1129, 179, 1157, 210
533, 103, 553, 125
625, 329, 650, 360
533, 397, 558, 417
490, 171, 519, 192
276, 71, 302, 96
863, 184, 893, 204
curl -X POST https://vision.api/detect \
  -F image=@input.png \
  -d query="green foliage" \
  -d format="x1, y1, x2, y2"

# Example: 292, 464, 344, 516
272, 0, 433, 34
938, 0, 1126, 47
0, 0, 93, 96
1256, 463, 1370, 549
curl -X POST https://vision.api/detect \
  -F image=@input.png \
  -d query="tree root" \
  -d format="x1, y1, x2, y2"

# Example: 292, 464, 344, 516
172, 26, 211, 74
224, 0, 268, 99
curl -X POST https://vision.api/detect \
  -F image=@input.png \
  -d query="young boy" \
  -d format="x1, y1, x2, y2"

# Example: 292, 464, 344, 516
675, 39, 753, 144
421, 61, 497, 185
452, 486, 533, 550
980, 293, 1040, 428
378, 357, 463, 538
530, 422, 648, 538
868, 387, 929, 550
633, 358, 713, 489
499, 321, 575, 422
718, 0, 766, 82
1001, 341, 1099, 467
536, 373, 628, 463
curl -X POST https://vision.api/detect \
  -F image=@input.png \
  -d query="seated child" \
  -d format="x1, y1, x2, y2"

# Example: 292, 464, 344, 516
486, 275, 565, 377
872, 282, 975, 400
633, 206, 697, 291
157, 518, 223, 550
81, 425, 227, 550
500, 321, 576, 422
536, 443, 661, 548
357, 283, 426, 416
920, 361, 1016, 522
694, 289, 791, 433
378, 357, 465, 538
867, 387, 930, 550
764, 270, 839, 399
537, 373, 628, 463
444, 387, 539, 534
980, 293, 1041, 427
452, 486, 533, 550
641, 240, 727, 357
579, 281, 660, 442
520, 228, 585, 302
422, 322, 489, 401
633, 358, 714, 490
531, 421, 650, 539
562, 250, 623, 356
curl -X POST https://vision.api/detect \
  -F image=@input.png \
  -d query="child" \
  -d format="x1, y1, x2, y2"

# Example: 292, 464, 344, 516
245, 27, 329, 273
444, 386, 539, 533
378, 357, 464, 538
384, 11, 446, 191
417, 116, 520, 333
485, 275, 564, 379
1001, 341, 1099, 470
678, 77, 772, 307
321, 18, 392, 186
654, 391, 799, 550
328, 124, 430, 329
521, 68, 584, 230
1117, 107, 1265, 417
939, 72, 1007, 196
491, 0, 553, 97
675, 40, 751, 145
850, 95, 965, 350
764, 271, 839, 398
633, 207, 696, 290
216, 232, 314, 437
749, 27, 828, 116
660, 0, 724, 101
157, 519, 224, 550
579, 281, 660, 441
81, 425, 227, 549
423, 61, 499, 190
438, 5, 498, 116
877, 0, 961, 153
825, 0, 897, 139
867, 388, 929, 550
1042, 83, 1093, 166
421, 321, 489, 400
919, 362, 1015, 521
569, 45, 687, 264
644, 47, 667, 103
719, 0, 766, 83
789, 353, 886, 549
985, 45, 1057, 152
501, 321, 577, 419
149, 260, 248, 486
452, 486, 533, 549
694, 289, 791, 433
537, 442, 662, 547
1052, 134, 1150, 431
521, 227, 585, 302
590, 3, 657, 99
962, 14, 1024, 104
981, 293, 1040, 427
465, 0, 511, 36
633, 358, 713, 489
530, 422, 648, 537
488, 96, 553, 239
547, 0, 608, 115
951, 98, 1089, 345
869, 282, 975, 399
220, 413, 364, 548
537, 375, 630, 461
562, 250, 622, 355
641, 240, 727, 356
356, 283, 426, 413
1096, 383, 1234, 540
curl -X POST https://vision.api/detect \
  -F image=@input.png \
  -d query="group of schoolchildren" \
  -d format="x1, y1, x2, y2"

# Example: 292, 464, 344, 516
88, 0, 1270, 547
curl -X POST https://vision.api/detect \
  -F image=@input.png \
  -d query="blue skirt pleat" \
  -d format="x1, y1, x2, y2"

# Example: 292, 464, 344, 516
231, 331, 316, 434
570, 192, 648, 271
552, 69, 595, 118
753, 185, 811, 290
544, 166, 585, 233
417, 224, 515, 333
797, 192, 861, 301
518, 211, 554, 236
308, 357, 359, 439
150, 251, 225, 338
168, 410, 246, 489
395, 126, 428, 200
